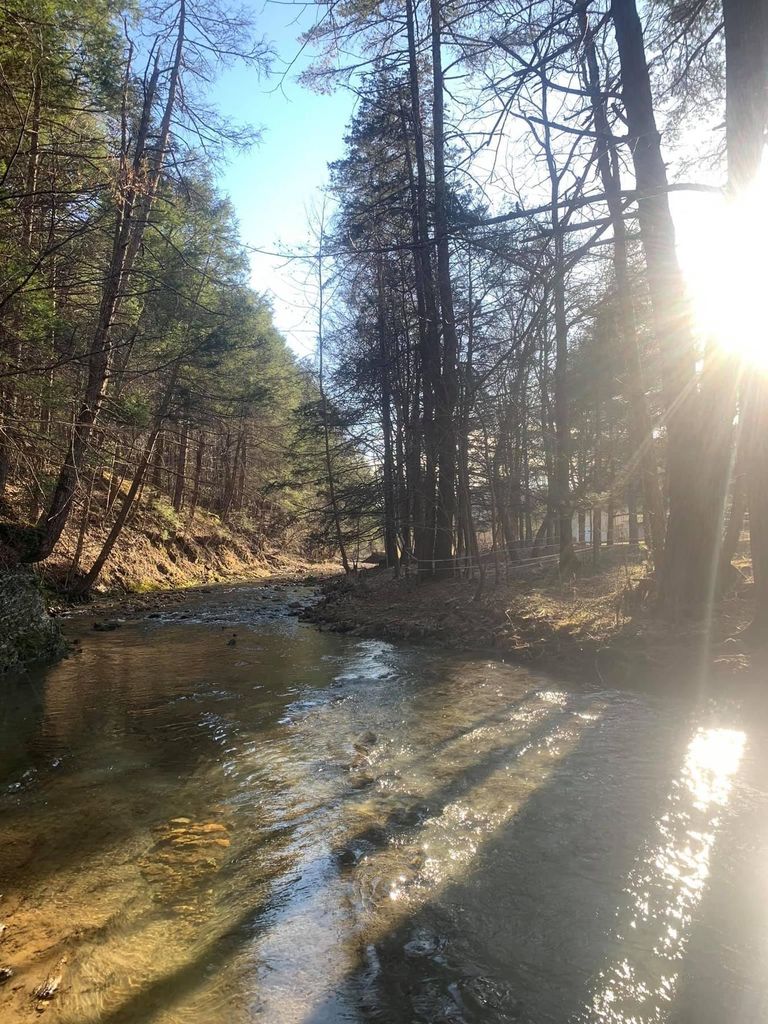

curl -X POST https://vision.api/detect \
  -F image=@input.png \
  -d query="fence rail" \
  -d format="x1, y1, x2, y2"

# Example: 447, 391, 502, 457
389, 539, 645, 579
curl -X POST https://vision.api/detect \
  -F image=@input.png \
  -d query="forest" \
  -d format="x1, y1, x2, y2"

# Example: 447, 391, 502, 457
2, 2, 768, 1021
305, 0, 768, 639
1, 0, 767, 626
0, 0, 370, 594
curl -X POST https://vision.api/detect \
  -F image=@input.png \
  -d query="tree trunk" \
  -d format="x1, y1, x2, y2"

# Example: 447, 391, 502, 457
173, 413, 189, 513
377, 262, 399, 574
27, 2, 186, 562
539, 73, 576, 571
316, 221, 350, 574
628, 483, 640, 545
724, 0, 768, 638
593, 389, 602, 566
581, 12, 665, 560
429, 0, 459, 576
186, 434, 205, 527
402, 8, 442, 571
718, 470, 746, 590
68, 467, 98, 582
611, 0, 731, 614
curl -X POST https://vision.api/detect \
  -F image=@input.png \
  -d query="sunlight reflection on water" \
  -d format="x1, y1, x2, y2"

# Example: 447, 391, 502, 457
581, 727, 746, 1024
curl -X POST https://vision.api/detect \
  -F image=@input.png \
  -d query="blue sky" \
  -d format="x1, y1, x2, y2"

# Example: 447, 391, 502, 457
210, 2, 356, 356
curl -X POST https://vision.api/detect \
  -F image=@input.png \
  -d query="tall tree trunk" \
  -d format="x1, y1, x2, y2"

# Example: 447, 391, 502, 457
68, 466, 98, 582
152, 432, 165, 489
317, 222, 350, 574
429, 0, 459, 576
539, 74, 576, 571
593, 387, 603, 566
173, 409, 189, 513
377, 261, 399, 573
457, 255, 482, 591
611, 0, 731, 614
186, 433, 205, 528
401, 10, 441, 570
28, 3, 186, 562
724, 0, 768, 638
581, 12, 665, 560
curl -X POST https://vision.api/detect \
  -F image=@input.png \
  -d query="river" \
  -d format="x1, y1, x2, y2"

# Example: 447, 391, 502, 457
1, 582, 767, 1023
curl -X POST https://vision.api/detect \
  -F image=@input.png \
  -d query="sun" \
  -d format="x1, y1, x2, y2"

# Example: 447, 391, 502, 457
674, 153, 768, 371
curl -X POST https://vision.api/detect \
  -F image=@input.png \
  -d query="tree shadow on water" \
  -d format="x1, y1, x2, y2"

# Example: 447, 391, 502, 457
301, 702, 689, 1024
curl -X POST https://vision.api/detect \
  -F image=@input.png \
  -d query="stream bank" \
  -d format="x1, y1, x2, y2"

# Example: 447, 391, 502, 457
0, 473, 341, 672
306, 561, 760, 689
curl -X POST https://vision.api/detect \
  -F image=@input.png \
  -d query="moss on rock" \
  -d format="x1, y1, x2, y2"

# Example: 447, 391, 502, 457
0, 567, 63, 673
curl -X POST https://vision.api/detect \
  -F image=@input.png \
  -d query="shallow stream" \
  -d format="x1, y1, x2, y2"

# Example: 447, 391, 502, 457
1, 582, 767, 1023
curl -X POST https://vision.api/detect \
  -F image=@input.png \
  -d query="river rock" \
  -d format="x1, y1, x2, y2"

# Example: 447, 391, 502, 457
404, 930, 441, 958
139, 817, 232, 912
354, 731, 378, 752
0, 567, 63, 673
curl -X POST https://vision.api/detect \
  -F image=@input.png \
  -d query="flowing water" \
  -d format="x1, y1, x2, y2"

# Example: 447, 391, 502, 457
2, 583, 768, 1024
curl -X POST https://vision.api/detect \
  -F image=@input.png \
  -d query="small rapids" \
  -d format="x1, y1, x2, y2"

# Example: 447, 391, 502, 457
1, 582, 767, 1024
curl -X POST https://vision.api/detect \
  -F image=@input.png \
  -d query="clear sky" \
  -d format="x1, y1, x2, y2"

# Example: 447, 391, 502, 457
210, 2, 356, 357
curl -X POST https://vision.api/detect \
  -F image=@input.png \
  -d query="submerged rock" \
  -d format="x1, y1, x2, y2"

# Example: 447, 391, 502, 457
404, 931, 442, 958
354, 731, 378, 752
93, 620, 121, 632
139, 817, 232, 914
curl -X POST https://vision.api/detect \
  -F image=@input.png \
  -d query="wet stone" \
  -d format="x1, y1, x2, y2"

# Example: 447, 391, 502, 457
139, 817, 232, 913
404, 930, 443, 958
354, 730, 378, 752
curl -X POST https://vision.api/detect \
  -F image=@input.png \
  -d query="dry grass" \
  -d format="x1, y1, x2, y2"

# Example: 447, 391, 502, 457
311, 553, 759, 686
502, 563, 648, 640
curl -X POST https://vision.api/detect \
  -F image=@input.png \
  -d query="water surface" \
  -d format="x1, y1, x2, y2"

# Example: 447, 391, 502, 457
1, 583, 767, 1023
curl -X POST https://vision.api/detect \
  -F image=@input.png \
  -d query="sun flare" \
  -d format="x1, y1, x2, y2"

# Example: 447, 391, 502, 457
676, 154, 768, 371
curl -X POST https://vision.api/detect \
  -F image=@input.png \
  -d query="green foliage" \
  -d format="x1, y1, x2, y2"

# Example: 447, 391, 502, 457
0, 0, 340, 569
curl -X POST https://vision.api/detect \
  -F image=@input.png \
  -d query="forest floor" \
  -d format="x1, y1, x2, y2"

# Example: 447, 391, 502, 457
2, 480, 338, 603
306, 549, 760, 690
